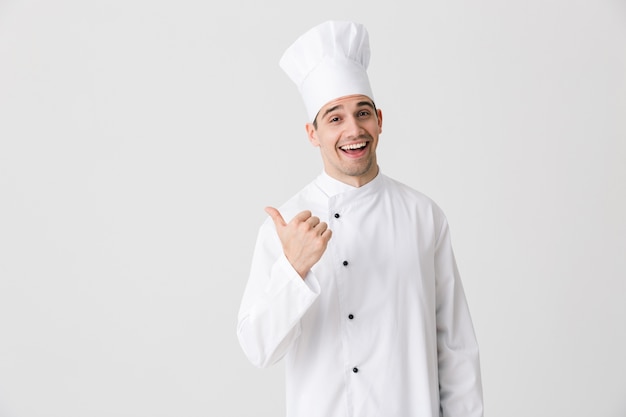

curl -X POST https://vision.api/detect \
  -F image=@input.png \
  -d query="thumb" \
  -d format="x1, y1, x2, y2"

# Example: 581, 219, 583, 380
264, 206, 286, 228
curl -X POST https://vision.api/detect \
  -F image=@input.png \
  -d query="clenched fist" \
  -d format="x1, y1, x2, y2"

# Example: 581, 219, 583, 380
265, 207, 332, 279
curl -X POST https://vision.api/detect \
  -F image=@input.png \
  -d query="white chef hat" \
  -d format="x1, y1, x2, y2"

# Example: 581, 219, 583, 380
279, 20, 374, 122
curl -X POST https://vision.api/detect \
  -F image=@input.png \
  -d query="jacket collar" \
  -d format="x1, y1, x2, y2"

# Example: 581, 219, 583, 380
315, 170, 383, 199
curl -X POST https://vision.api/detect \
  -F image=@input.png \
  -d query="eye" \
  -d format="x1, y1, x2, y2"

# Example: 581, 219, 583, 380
357, 110, 371, 117
329, 116, 340, 123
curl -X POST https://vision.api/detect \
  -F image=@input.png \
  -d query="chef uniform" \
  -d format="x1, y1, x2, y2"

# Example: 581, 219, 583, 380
237, 21, 483, 417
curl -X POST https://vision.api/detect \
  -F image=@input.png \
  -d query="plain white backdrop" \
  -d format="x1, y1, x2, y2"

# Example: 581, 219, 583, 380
1, 0, 625, 416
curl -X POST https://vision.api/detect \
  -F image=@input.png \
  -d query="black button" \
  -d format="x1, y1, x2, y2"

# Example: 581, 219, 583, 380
348, 314, 354, 320
334, 213, 340, 218
342, 260, 349, 266
352, 367, 359, 373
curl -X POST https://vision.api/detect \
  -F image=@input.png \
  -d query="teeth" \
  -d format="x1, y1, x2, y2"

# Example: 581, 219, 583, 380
340, 142, 366, 150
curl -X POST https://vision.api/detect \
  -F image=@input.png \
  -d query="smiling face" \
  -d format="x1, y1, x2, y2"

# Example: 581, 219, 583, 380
305, 94, 383, 187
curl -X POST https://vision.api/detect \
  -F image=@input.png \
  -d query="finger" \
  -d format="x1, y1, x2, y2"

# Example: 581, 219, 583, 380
315, 221, 328, 234
306, 216, 321, 228
292, 210, 313, 223
264, 206, 286, 228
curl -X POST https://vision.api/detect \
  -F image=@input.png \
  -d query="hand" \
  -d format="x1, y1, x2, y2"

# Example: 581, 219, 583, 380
265, 207, 332, 279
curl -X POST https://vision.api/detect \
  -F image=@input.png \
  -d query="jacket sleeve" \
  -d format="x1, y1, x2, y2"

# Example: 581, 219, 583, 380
236, 220, 321, 368
435, 216, 484, 417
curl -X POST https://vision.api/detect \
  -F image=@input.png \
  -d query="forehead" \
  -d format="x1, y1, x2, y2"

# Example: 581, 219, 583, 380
319, 94, 374, 113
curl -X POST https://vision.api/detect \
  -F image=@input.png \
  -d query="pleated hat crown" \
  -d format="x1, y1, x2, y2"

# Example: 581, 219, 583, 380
279, 20, 374, 122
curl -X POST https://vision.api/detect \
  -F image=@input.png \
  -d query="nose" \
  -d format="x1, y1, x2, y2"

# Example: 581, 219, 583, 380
344, 115, 364, 138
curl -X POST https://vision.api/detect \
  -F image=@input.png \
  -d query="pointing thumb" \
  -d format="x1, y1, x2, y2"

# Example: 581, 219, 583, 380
264, 206, 286, 228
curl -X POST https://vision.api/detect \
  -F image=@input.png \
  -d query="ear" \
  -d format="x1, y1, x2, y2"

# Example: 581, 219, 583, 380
305, 123, 320, 147
377, 108, 383, 134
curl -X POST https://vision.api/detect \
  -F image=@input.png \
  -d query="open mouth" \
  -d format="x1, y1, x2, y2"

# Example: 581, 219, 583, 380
339, 142, 368, 154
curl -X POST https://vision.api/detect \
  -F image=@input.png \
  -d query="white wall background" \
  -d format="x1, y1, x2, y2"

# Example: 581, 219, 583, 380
1, 0, 625, 416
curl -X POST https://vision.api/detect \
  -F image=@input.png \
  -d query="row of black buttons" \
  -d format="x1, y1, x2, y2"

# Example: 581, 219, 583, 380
334, 211, 359, 375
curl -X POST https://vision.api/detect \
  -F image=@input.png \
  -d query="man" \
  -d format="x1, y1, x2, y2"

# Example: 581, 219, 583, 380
237, 20, 483, 417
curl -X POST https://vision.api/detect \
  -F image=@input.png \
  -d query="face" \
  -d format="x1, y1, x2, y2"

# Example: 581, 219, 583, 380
306, 95, 383, 187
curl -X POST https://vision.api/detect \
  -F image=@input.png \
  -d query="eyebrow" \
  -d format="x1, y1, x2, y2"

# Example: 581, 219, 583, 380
320, 100, 375, 119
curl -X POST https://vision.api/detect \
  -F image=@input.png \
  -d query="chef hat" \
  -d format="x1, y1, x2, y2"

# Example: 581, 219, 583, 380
279, 20, 374, 122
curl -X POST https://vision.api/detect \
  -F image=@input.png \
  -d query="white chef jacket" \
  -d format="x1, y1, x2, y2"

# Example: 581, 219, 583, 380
237, 171, 483, 417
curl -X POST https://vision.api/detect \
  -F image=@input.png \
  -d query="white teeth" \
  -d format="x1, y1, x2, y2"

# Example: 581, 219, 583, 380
340, 142, 366, 150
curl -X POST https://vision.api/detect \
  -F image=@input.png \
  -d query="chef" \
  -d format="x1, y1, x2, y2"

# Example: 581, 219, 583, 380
237, 20, 484, 417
